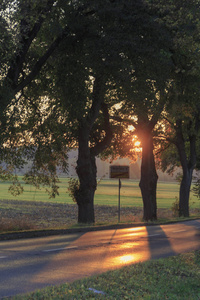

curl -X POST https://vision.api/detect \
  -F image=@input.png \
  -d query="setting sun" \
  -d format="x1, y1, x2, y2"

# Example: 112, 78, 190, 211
134, 140, 141, 147
132, 136, 142, 152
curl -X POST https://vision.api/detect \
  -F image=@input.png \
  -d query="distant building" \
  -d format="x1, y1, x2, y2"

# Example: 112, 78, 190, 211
66, 150, 177, 181
14, 149, 178, 181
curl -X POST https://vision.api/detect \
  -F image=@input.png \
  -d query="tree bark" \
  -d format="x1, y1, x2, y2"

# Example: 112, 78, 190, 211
175, 120, 196, 217
139, 130, 158, 221
74, 75, 112, 224
179, 169, 193, 217
76, 126, 97, 224
75, 103, 113, 224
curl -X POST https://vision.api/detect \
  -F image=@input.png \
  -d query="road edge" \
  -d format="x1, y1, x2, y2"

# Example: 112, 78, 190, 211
1, 217, 200, 241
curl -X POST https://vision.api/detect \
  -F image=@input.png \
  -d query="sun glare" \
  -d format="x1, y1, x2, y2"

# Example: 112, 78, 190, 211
134, 140, 141, 147
132, 136, 142, 152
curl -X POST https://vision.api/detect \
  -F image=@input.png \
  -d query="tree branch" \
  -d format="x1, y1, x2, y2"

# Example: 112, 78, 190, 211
6, 0, 55, 88
110, 115, 138, 128
91, 102, 113, 156
149, 88, 166, 130
14, 27, 70, 94
87, 74, 106, 130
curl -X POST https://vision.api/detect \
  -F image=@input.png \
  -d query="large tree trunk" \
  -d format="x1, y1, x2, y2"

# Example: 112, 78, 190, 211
76, 127, 97, 224
139, 131, 158, 221
175, 120, 196, 217
74, 77, 111, 224
179, 169, 193, 217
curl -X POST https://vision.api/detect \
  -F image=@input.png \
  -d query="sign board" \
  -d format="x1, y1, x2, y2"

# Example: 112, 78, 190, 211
110, 165, 129, 179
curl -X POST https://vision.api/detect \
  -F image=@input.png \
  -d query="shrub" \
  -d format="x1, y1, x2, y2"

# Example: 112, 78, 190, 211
0, 216, 36, 232
68, 178, 80, 203
171, 197, 179, 217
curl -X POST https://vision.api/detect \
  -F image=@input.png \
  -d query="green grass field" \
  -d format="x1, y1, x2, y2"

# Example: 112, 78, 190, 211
0, 177, 199, 209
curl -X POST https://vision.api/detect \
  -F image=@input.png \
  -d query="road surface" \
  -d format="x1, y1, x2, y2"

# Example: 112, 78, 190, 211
0, 219, 200, 298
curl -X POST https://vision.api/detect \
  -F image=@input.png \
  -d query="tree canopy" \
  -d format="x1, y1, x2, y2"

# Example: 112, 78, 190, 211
156, 0, 200, 217
1, 0, 200, 223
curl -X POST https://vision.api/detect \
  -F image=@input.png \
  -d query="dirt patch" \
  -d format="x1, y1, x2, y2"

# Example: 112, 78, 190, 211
0, 199, 144, 230
0, 199, 78, 230
0, 199, 199, 232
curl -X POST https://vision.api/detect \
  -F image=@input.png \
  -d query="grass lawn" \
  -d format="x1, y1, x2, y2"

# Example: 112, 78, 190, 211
0, 178, 199, 210
10, 250, 200, 299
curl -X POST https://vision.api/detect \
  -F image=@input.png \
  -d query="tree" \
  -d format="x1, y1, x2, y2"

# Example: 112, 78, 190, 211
0, 0, 107, 197
46, 0, 174, 223
102, 0, 173, 221
1, 0, 175, 224
40, 20, 116, 223
0, 0, 74, 185
158, 95, 200, 217
111, 74, 171, 221
17, 0, 116, 223
156, 0, 200, 217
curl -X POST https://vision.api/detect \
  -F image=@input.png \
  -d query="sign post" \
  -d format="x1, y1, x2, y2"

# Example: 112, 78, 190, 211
110, 165, 129, 222
118, 178, 121, 222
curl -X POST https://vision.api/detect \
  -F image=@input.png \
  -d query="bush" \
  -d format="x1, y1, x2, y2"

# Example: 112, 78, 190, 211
0, 216, 36, 232
192, 175, 200, 199
68, 178, 80, 203
171, 197, 179, 217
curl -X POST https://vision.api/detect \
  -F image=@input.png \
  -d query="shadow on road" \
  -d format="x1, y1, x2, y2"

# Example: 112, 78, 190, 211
0, 232, 86, 298
146, 225, 177, 260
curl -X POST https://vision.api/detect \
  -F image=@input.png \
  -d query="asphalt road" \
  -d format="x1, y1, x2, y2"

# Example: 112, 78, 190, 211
0, 219, 200, 298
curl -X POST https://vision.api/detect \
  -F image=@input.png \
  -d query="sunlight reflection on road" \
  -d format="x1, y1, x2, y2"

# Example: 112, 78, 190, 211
32, 227, 151, 284
126, 227, 145, 232
105, 227, 150, 268
119, 227, 147, 238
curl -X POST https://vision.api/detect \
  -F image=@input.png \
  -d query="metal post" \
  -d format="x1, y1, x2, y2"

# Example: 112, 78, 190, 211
118, 178, 121, 222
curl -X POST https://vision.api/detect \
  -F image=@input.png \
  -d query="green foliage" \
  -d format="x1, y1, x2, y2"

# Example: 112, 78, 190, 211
1, 0, 200, 216
192, 175, 200, 199
7, 178, 24, 197
0, 0, 70, 198
157, 143, 180, 174
171, 196, 179, 217
154, 0, 200, 218
0, 147, 28, 197
68, 178, 80, 203
24, 171, 60, 199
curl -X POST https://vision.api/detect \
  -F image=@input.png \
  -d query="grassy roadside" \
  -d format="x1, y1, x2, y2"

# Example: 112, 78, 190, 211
0, 198, 199, 235
8, 250, 200, 300
0, 179, 199, 233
